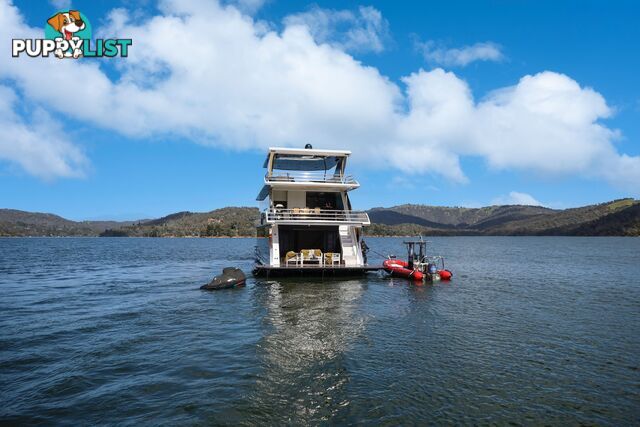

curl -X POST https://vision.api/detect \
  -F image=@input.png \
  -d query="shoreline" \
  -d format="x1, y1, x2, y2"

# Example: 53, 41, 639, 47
1, 234, 637, 238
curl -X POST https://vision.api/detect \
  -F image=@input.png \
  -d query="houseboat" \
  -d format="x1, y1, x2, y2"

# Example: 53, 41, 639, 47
253, 146, 376, 276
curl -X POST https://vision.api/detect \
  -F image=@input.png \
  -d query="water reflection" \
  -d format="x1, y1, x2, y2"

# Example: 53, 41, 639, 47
2, 237, 638, 424
249, 279, 367, 422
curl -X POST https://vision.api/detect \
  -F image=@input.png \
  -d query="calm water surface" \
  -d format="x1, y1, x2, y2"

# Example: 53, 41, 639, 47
1, 237, 639, 425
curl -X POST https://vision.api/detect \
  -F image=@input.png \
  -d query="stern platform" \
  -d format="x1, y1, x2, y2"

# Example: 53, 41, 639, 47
253, 264, 383, 277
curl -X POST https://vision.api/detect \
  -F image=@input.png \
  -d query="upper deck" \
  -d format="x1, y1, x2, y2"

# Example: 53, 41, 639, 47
255, 147, 369, 227
259, 147, 360, 196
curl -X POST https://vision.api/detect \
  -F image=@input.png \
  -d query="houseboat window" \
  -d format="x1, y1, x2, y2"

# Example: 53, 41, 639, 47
306, 192, 344, 210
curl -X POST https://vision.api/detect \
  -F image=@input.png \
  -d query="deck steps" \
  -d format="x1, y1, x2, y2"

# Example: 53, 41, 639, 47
339, 225, 359, 266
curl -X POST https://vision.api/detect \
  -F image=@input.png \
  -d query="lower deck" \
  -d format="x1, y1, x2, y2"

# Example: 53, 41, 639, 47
256, 223, 367, 268
253, 264, 383, 277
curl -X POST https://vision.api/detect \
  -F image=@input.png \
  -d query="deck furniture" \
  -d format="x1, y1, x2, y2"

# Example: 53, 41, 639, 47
301, 249, 322, 266
324, 252, 341, 266
274, 204, 284, 220
285, 251, 301, 266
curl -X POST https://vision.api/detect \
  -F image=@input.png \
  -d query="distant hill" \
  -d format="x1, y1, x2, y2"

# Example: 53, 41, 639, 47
367, 198, 640, 236
368, 204, 553, 231
100, 207, 258, 237
1, 199, 638, 237
0, 209, 136, 237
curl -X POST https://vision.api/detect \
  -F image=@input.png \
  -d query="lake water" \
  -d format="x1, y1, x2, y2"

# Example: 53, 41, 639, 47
1, 237, 639, 425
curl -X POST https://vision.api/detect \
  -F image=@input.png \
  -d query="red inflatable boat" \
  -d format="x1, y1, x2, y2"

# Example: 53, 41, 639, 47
382, 240, 453, 282
383, 259, 424, 281
383, 259, 453, 282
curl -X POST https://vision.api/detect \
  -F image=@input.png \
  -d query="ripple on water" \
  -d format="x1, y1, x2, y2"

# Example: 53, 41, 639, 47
0, 237, 639, 424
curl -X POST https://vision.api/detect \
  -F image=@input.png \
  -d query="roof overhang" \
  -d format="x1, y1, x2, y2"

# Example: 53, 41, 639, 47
256, 185, 269, 201
263, 147, 351, 170
256, 181, 360, 200
268, 147, 351, 157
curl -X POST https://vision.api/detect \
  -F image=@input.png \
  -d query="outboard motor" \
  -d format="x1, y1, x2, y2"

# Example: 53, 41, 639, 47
405, 240, 427, 270
407, 242, 415, 269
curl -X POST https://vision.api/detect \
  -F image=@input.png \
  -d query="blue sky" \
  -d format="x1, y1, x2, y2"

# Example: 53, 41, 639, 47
1, 0, 639, 220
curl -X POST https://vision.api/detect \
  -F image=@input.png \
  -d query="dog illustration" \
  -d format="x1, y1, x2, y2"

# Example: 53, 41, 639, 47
47, 11, 85, 58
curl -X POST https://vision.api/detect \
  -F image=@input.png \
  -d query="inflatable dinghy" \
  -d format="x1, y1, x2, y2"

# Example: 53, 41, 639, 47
383, 259, 452, 282
382, 239, 452, 282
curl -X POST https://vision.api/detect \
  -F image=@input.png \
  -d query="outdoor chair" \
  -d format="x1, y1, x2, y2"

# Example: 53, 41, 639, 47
324, 252, 341, 266
274, 204, 284, 220
285, 251, 300, 266
301, 249, 322, 265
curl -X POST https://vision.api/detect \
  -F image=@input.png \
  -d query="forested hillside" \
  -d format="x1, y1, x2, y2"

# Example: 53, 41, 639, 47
1, 199, 638, 237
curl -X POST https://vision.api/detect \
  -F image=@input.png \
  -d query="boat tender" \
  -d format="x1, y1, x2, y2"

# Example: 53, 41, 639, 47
383, 240, 452, 282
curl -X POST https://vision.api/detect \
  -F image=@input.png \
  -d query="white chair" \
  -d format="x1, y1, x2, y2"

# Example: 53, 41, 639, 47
285, 251, 300, 266
301, 249, 322, 266
331, 253, 341, 265
274, 204, 284, 219
324, 252, 341, 265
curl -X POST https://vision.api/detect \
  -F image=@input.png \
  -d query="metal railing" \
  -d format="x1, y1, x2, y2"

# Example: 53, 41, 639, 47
264, 208, 370, 225
265, 171, 358, 185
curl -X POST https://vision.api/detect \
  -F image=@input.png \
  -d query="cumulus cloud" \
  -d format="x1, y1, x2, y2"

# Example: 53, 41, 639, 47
49, 0, 71, 10
0, 0, 638, 193
0, 85, 87, 179
222, 0, 266, 15
283, 5, 389, 53
417, 40, 504, 67
492, 191, 542, 206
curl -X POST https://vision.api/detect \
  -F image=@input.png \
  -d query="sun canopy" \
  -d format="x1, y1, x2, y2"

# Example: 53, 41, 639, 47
268, 155, 342, 171
263, 147, 351, 171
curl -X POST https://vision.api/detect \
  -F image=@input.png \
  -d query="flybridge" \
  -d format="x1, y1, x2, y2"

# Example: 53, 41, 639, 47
257, 146, 359, 201
263, 147, 351, 174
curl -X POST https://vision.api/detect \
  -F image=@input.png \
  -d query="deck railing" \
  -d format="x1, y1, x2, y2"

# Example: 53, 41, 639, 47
263, 208, 370, 225
265, 171, 358, 185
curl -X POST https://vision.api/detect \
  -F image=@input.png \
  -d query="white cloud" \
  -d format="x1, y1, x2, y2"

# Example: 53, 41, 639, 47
388, 176, 440, 191
492, 191, 542, 206
283, 5, 389, 53
0, 0, 638, 194
417, 40, 504, 67
49, 0, 71, 10
0, 85, 87, 179
222, 0, 266, 15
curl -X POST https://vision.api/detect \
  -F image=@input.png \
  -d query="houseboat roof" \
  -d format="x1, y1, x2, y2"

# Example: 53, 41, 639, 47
266, 147, 352, 158
263, 147, 351, 171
